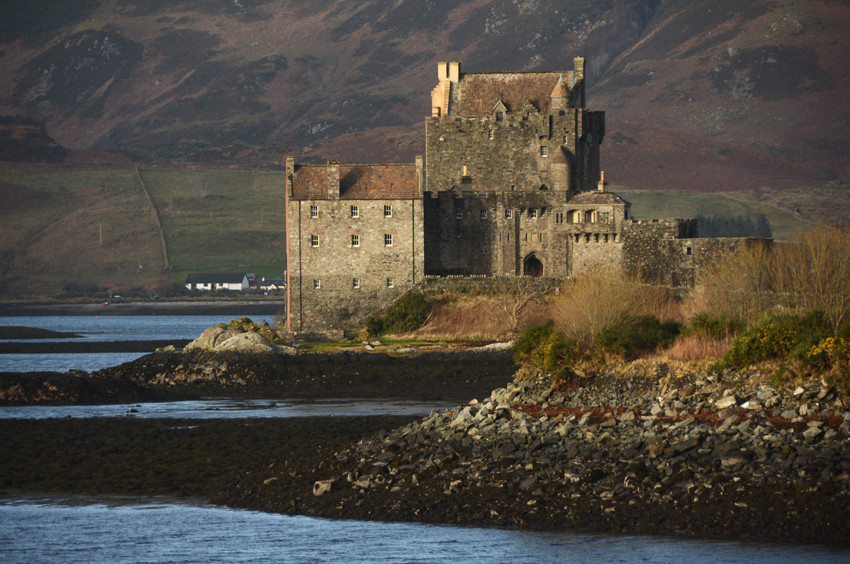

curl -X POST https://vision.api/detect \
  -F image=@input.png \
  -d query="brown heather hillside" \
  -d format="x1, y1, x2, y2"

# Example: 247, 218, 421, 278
0, 1, 848, 295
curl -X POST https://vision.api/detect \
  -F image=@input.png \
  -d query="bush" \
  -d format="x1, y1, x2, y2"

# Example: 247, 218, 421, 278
513, 320, 580, 382
382, 291, 429, 333
719, 311, 832, 369
514, 320, 555, 367
593, 315, 681, 360
217, 316, 283, 343
364, 291, 430, 336
553, 266, 676, 346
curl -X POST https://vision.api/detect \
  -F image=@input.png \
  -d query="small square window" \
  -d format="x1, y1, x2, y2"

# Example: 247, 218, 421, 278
384, 205, 393, 218
310, 235, 319, 247
505, 209, 513, 220
529, 209, 538, 219
351, 234, 360, 247
384, 234, 393, 247
310, 205, 318, 218
387, 278, 394, 288
456, 209, 463, 220
350, 205, 359, 218
313, 279, 320, 289
353, 278, 360, 289
480, 209, 487, 219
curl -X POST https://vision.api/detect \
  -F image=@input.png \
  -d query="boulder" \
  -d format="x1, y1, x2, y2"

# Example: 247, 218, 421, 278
185, 326, 296, 354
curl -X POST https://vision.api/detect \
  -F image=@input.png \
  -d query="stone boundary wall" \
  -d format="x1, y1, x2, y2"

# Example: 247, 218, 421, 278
417, 275, 562, 295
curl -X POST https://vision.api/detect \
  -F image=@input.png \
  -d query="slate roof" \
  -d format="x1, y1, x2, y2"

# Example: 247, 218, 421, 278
450, 71, 574, 116
291, 164, 419, 200
568, 190, 630, 205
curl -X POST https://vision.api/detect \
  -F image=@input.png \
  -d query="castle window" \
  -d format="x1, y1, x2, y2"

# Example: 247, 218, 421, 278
540, 146, 548, 157
585, 210, 596, 223
384, 205, 392, 218
456, 209, 463, 220
599, 212, 611, 224
350, 205, 359, 218
480, 209, 487, 219
495, 111, 504, 121
530, 233, 542, 243
555, 212, 564, 224
351, 234, 360, 247
489, 128, 494, 140
310, 235, 319, 247
387, 278, 394, 288
384, 234, 393, 247
353, 278, 360, 289
568, 210, 581, 224
529, 209, 538, 219
310, 205, 318, 218
313, 279, 320, 289
686, 246, 693, 256
505, 209, 513, 220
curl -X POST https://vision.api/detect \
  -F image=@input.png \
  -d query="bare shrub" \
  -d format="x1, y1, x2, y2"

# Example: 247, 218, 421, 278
682, 243, 775, 322
663, 332, 734, 362
772, 225, 850, 334
552, 266, 674, 346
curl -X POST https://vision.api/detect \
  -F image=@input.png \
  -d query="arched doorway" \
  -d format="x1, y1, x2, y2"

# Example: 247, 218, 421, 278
523, 254, 543, 277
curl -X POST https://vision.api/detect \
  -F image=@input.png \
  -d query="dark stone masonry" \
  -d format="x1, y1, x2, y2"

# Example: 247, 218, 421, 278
285, 57, 768, 334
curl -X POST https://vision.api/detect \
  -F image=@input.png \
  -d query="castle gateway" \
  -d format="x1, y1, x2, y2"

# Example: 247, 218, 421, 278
286, 58, 759, 334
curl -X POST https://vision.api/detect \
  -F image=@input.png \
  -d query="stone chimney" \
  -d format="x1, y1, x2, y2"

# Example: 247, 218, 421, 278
285, 156, 295, 198
327, 160, 340, 199
415, 154, 424, 196
597, 170, 608, 192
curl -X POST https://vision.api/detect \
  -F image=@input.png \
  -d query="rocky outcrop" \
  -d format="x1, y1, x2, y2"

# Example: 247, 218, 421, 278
296, 366, 850, 543
184, 326, 297, 354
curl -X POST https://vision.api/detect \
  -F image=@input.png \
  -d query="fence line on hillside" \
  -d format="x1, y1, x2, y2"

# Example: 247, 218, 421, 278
134, 166, 171, 274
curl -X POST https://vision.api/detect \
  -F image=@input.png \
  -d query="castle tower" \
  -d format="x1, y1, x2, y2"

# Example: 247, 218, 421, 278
549, 75, 568, 114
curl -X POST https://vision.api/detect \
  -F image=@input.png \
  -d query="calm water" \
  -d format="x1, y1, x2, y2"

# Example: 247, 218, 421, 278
0, 315, 237, 372
0, 398, 454, 420
1, 496, 847, 564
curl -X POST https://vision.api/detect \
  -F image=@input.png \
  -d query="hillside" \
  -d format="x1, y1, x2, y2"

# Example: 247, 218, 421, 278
0, 163, 285, 297
0, 0, 848, 295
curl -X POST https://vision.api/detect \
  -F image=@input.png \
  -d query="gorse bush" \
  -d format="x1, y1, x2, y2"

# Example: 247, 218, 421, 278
593, 315, 681, 360
365, 291, 430, 336
514, 320, 580, 383
718, 311, 832, 369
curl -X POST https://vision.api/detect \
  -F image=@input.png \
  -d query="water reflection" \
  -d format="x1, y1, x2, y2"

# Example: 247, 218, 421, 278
0, 398, 455, 420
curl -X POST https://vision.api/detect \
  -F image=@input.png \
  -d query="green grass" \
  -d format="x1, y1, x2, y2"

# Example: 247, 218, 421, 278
0, 164, 286, 296
619, 190, 809, 240
139, 169, 285, 285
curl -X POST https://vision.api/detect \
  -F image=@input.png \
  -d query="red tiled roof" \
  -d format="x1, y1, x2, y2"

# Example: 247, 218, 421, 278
450, 71, 574, 116
291, 164, 419, 200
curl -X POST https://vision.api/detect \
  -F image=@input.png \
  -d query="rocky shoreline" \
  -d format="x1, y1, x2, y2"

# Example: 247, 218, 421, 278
0, 348, 517, 404
217, 364, 850, 545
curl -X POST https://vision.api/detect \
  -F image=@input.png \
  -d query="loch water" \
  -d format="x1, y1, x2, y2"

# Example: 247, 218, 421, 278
1, 496, 848, 564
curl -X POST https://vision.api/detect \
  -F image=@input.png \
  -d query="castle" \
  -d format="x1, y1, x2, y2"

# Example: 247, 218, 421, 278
285, 58, 755, 334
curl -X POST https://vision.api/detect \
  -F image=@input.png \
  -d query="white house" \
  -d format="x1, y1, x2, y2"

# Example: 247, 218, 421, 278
185, 273, 250, 292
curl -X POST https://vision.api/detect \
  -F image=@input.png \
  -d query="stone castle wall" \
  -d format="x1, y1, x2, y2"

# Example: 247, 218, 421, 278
287, 198, 424, 334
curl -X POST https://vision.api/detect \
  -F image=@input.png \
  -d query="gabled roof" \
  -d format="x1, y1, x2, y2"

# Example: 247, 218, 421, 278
290, 164, 419, 200
450, 71, 573, 116
185, 273, 248, 284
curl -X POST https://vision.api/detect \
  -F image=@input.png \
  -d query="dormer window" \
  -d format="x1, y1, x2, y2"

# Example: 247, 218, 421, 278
493, 101, 507, 122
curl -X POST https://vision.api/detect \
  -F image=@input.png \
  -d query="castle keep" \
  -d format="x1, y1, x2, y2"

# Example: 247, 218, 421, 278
286, 58, 754, 334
